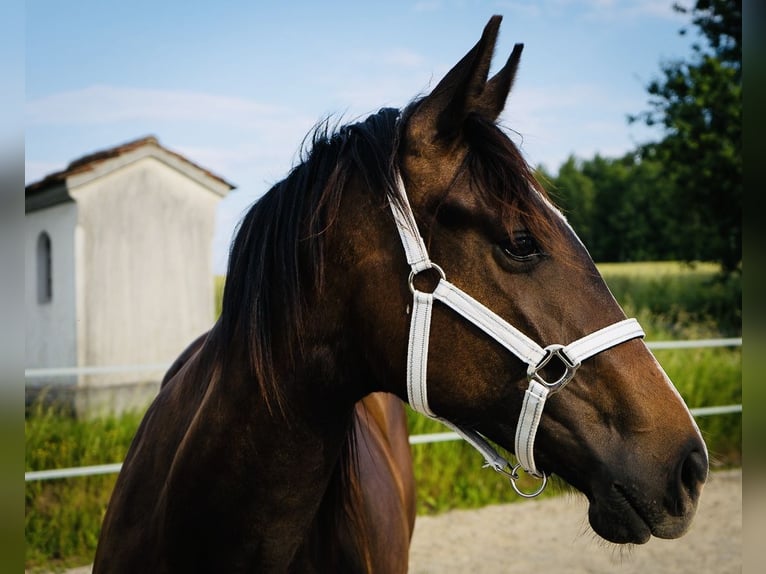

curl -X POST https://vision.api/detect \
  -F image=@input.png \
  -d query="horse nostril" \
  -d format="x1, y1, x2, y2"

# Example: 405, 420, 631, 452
679, 447, 708, 499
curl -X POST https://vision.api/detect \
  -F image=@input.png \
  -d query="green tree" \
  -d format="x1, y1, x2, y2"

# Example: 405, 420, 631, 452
631, 0, 741, 273
543, 153, 682, 263
542, 156, 596, 249
606, 153, 682, 262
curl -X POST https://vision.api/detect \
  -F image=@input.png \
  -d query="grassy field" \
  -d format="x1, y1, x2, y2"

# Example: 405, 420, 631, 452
25, 261, 741, 569
598, 261, 741, 336
25, 408, 143, 570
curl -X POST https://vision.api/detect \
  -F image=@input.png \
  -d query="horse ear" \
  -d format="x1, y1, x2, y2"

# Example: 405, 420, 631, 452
407, 15, 502, 147
472, 43, 523, 120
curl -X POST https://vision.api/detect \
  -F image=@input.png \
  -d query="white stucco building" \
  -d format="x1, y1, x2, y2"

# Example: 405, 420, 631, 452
25, 136, 233, 415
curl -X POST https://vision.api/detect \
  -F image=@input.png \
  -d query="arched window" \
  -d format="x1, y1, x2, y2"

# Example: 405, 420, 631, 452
37, 232, 52, 304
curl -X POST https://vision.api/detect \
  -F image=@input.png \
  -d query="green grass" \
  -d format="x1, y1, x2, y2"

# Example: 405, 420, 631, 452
214, 275, 225, 318
25, 403, 143, 570
597, 261, 741, 336
25, 262, 741, 568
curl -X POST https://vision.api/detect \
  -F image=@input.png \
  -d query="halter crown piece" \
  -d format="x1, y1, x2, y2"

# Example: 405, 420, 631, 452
389, 172, 645, 497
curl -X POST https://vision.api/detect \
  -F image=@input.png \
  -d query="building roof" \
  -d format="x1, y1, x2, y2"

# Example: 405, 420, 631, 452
26, 135, 236, 212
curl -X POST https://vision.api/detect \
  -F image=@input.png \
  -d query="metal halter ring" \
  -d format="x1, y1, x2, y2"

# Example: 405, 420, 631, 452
526, 344, 581, 392
490, 462, 548, 498
408, 263, 446, 295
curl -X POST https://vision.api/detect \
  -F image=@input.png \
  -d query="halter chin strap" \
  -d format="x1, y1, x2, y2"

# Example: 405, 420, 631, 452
390, 172, 645, 496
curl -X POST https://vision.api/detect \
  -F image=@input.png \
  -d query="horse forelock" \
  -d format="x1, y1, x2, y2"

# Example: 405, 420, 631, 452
461, 113, 568, 257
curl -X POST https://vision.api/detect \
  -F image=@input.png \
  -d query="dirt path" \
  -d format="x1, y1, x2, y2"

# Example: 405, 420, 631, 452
53, 469, 740, 574
408, 469, 741, 573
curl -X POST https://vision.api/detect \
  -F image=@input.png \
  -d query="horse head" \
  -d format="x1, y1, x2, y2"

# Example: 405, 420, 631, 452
340, 15, 707, 545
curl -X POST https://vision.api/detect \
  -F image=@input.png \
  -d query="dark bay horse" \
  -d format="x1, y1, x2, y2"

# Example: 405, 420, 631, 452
94, 15, 707, 572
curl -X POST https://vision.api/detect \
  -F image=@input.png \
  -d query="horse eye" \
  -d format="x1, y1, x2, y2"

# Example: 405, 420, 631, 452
500, 233, 542, 261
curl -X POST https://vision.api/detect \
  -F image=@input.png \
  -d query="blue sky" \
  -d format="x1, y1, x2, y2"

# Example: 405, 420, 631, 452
26, 0, 693, 273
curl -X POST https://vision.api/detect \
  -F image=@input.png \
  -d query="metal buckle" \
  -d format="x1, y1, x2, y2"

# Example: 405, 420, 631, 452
408, 263, 446, 294
526, 344, 580, 393
490, 462, 548, 498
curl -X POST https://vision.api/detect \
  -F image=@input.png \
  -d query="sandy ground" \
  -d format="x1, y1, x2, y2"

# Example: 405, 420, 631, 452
54, 469, 740, 574
408, 469, 741, 574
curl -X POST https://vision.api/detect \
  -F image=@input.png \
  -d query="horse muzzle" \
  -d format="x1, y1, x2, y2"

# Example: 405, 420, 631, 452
586, 438, 708, 544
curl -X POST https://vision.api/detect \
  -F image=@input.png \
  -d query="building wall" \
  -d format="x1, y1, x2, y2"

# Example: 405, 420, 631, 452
71, 155, 220, 385
25, 201, 79, 376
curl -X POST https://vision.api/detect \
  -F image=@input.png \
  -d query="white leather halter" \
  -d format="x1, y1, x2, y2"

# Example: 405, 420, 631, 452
389, 172, 645, 497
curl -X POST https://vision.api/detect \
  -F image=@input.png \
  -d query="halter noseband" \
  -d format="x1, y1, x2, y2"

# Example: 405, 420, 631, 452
390, 172, 645, 497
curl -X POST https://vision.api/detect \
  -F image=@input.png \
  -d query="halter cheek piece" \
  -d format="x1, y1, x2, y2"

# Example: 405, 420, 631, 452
390, 172, 645, 497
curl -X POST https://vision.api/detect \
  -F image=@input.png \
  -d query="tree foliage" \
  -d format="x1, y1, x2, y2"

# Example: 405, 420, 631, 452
631, 0, 742, 272
540, 153, 680, 263
540, 1, 741, 272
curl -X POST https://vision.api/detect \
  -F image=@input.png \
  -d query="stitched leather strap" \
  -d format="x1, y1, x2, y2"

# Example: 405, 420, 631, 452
433, 280, 547, 366
515, 380, 549, 477
390, 172, 432, 274
564, 318, 645, 364
407, 291, 436, 417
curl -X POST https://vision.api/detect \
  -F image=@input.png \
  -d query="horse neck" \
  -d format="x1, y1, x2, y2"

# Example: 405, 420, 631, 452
159, 172, 398, 568
156, 326, 360, 570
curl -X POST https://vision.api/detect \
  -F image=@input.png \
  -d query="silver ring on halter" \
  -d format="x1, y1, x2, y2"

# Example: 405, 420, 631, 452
490, 462, 548, 498
526, 344, 581, 392
408, 263, 446, 295
508, 464, 548, 498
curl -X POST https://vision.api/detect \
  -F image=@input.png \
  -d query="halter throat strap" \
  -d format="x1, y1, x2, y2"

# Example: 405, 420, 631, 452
389, 172, 644, 494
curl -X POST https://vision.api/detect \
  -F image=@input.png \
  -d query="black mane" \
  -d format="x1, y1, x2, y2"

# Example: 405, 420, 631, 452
219, 107, 402, 412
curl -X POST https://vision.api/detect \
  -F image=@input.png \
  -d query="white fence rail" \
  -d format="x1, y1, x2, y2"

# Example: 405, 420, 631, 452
26, 463, 125, 482
646, 337, 742, 349
24, 403, 742, 482
23, 338, 743, 380
25, 337, 742, 482
25, 363, 170, 378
